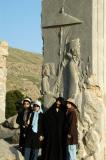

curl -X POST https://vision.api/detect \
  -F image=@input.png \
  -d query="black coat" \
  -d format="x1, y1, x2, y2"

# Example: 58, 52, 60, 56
25, 112, 44, 149
42, 105, 66, 160
16, 108, 31, 148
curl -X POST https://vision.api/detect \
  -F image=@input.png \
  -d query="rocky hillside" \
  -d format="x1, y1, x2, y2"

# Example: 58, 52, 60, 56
6, 48, 43, 100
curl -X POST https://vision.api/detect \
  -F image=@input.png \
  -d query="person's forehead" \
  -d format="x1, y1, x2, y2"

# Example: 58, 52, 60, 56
24, 101, 30, 104
67, 101, 71, 104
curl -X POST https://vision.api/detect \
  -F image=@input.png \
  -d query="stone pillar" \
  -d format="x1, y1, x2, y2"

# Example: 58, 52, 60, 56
42, 0, 106, 159
0, 41, 8, 123
92, 0, 106, 158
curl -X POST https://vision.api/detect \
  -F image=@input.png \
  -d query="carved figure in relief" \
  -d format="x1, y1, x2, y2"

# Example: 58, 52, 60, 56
63, 38, 80, 99
41, 63, 57, 108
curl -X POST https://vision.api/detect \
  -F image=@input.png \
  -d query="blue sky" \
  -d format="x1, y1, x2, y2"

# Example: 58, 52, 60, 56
0, 0, 42, 53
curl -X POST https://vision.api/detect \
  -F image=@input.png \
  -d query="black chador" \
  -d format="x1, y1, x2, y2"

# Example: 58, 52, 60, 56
42, 97, 66, 160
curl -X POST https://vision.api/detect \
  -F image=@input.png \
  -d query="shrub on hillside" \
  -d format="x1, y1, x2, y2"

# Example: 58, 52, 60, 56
6, 90, 24, 118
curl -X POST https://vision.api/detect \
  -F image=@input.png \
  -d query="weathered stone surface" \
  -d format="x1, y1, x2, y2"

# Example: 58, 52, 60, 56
42, 0, 106, 159
0, 125, 19, 139
2, 115, 19, 129
0, 41, 8, 123
0, 139, 24, 160
77, 76, 104, 159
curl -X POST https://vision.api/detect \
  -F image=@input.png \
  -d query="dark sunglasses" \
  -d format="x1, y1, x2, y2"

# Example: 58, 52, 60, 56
33, 104, 40, 107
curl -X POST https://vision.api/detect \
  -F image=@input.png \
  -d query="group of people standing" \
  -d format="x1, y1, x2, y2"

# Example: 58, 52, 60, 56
16, 96, 78, 160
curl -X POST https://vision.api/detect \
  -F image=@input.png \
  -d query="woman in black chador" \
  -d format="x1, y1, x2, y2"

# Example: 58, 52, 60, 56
42, 97, 66, 160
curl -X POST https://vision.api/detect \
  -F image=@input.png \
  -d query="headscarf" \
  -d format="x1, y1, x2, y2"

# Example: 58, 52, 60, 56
32, 100, 43, 133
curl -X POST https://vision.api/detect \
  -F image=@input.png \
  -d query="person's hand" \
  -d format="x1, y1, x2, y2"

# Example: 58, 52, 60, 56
67, 134, 71, 139
39, 136, 44, 141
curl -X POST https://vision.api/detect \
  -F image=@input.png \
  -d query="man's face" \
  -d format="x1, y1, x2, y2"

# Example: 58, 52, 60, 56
23, 101, 30, 109
56, 100, 61, 108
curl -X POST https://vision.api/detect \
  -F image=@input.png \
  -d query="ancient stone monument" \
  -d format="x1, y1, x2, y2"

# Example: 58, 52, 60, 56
42, 0, 106, 159
0, 41, 8, 123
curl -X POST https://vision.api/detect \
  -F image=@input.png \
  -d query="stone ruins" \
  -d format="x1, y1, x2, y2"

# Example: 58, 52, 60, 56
41, 0, 106, 159
0, 41, 8, 123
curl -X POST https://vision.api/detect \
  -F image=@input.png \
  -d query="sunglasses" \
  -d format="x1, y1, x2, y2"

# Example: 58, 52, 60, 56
33, 104, 40, 107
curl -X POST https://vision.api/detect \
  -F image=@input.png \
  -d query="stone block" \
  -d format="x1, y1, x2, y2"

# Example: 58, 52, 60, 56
42, 0, 106, 159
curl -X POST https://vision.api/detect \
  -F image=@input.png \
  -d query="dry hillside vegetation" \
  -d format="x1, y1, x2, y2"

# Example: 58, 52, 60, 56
6, 48, 43, 100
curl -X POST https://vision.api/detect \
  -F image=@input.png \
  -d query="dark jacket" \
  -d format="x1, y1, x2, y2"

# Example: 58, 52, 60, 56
42, 105, 66, 160
16, 108, 32, 149
16, 108, 31, 127
25, 112, 44, 149
65, 108, 78, 145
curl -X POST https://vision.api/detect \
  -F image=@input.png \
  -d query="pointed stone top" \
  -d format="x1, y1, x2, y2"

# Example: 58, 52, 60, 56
0, 41, 8, 49
0, 41, 8, 56
42, 9, 82, 28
